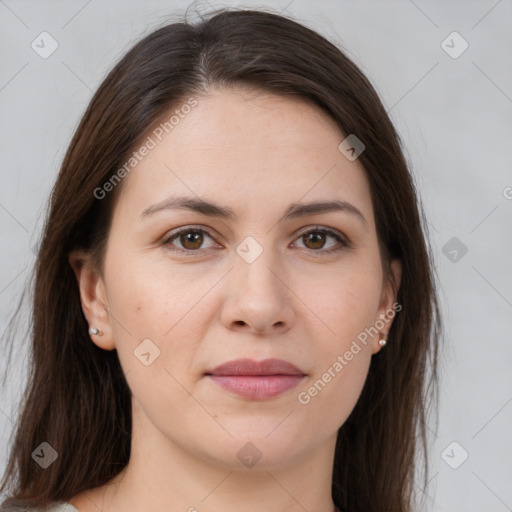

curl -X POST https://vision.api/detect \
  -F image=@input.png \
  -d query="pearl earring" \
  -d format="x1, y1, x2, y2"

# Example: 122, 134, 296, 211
88, 327, 103, 336
378, 332, 387, 347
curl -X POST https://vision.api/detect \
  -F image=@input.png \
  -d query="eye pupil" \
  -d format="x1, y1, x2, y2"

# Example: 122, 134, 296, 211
304, 232, 326, 249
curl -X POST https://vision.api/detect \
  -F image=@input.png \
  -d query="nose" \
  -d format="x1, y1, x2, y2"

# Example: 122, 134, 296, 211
220, 251, 295, 336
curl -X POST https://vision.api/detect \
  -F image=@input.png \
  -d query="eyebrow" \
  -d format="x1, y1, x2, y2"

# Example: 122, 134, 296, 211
140, 195, 367, 228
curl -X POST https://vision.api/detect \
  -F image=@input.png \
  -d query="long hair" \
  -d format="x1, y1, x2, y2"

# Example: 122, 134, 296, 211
1, 7, 441, 511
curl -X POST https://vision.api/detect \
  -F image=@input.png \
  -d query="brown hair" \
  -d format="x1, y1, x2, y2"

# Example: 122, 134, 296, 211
0, 6, 441, 511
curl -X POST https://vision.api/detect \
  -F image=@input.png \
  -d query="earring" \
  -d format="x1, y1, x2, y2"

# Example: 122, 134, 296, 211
88, 327, 103, 336
378, 332, 387, 347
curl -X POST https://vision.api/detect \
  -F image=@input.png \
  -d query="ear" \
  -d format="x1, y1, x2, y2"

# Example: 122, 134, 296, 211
372, 259, 402, 354
68, 249, 115, 351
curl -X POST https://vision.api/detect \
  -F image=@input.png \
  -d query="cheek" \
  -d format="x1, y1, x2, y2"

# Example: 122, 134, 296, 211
313, 263, 383, 343
299, 263, 381, 405
297, 278, 376, 428
104, 250, 193, 335
103, 252, 214, 379
295, 327, 372, 435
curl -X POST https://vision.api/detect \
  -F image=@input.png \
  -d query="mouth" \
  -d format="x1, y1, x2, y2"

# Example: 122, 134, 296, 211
204, 358, 306, 400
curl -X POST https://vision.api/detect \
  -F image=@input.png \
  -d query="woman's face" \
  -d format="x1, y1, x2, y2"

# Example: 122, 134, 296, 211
75, 86, 400, 471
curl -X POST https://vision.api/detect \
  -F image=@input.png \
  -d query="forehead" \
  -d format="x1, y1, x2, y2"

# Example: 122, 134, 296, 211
115, 87, 373, 224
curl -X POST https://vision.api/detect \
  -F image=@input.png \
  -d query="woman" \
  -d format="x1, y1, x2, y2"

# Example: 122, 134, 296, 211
0, 6, 441, 512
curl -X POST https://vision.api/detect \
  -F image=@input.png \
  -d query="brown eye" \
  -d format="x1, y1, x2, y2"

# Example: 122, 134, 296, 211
179, 230, 204, 250
293, 227, 348, 254
302, 232, 327, 250
163, 227, 217, 253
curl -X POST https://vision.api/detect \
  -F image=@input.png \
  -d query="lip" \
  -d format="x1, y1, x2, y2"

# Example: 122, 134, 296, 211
205, 358, 306, 400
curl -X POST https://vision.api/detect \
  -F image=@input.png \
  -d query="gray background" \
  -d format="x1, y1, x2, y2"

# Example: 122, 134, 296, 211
1, 0, 511, 510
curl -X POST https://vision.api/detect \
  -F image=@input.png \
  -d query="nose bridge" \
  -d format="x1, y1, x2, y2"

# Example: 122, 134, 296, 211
234, 234, 284, 299
222, 234, 294, 333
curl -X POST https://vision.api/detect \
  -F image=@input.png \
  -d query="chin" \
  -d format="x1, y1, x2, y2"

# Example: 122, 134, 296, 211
192, 428, 308, 471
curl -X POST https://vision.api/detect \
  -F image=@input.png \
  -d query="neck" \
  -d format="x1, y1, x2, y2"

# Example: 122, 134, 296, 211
86, 399, 338, 512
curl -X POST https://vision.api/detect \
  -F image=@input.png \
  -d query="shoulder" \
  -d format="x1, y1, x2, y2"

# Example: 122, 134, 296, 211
1, 502, 79, 512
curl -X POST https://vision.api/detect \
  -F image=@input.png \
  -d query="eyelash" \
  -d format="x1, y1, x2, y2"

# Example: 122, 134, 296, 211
162, 225, 350, 256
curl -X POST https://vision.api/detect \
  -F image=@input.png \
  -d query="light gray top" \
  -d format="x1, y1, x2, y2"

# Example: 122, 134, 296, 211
3, 501, 342, 511
1, 503, 79, 512
45, 504, 79, 512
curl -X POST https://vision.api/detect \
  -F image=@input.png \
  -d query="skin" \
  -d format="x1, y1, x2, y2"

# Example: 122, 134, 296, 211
69, 86, 401, 512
